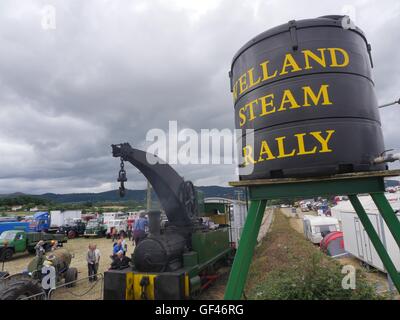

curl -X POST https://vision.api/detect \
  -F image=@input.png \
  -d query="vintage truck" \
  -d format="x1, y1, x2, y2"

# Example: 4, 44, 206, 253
84, 218, 106, 238
0, 230, 67, 261
57, 218, 86, 239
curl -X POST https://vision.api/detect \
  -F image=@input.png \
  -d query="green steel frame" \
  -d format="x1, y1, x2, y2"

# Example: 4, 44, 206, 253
224, 170, 400, 300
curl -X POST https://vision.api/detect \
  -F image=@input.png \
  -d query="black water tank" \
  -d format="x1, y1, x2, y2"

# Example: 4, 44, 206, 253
230, 15, 386, 180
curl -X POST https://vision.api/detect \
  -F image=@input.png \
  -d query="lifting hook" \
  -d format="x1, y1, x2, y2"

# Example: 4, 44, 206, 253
117, 157, 127, 197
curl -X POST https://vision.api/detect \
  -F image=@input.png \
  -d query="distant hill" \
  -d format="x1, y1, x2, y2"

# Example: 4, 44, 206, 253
0, 192, 26, 198
2, 179, 399, 204
0, 186, 241, 204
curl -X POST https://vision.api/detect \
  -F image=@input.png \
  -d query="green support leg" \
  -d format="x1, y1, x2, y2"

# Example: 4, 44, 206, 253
348, 195, 400, 293
224, 200, 267, 300
370, 193, 400, 249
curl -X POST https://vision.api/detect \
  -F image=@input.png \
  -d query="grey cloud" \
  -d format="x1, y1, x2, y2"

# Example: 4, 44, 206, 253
0, 0, 400, 194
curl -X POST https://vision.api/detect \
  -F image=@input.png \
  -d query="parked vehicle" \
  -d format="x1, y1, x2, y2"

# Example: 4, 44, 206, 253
103, 212, 125, 225
332, 194, 400, 272
1, 212, 53, 234
50, 210, 82, 229
303, 215, 340, 244
204, 197, 248, 249
24, 212, 55, 233
0, 230, 67, 261
105, 219, 127, 238
316, 204, 331, 216
57, 218, 86, 239
81, 213, 97, 223
300, 203, 310, 212
0, 222, 30, 235
0, 217, 19, 223
84, 219, 106, 238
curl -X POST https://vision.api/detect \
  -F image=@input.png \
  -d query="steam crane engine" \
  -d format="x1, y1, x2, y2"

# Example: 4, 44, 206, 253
103, 143, 233, 300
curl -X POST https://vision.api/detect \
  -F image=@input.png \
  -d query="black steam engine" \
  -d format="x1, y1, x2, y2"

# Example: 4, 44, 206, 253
103, 143, 233, 300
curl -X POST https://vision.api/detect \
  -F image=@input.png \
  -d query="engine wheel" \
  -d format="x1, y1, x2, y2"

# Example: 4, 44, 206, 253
64, 268, 78, 288
67, 230, 77, 239
0, 275, 45, 300
0, 248, 13, 262
179, 181, 198, 220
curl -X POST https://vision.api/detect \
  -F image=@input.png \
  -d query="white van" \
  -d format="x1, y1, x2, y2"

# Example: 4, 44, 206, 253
303, 215, 340, 244
103, 212, 125, 225
105, 218, 127, 237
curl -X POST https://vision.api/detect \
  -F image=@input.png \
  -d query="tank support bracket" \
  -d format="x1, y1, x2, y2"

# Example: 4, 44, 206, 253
224, 170, 400, 299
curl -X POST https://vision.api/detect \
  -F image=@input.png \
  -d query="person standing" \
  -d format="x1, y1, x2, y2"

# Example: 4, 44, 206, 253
35, 240, 45, 257
127, 223, 133, 241
34, 240, 46, 272
133, 212, 148, 246
93, 244, 100, 281
120, 234, 127, 256
111, 227, 118, 242
87, 244, 97, 282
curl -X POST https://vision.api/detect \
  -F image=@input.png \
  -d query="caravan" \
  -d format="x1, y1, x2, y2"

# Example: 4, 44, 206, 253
331, 194, 400, 272
303, 215, 340, 244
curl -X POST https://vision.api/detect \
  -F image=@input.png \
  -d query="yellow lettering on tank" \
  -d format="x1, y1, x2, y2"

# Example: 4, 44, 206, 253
238, 106, 247, 127
280, 53, 302, 75
243, 145, 256, 165
260, 60, 278, 81
278, 89, 300, 111
238, 73, 248, 95
302, 48, 327, 70
294, 133, 317, 155
232, 82, 239, 102
303, 85, 332, 107
276, 136, 296, 158
245, 99, 258, 122
310, 130, 335, 153
259, 94, 275, 116
258, 140, 276, 162
328, 48, 349, 67
248, 67, 261, 88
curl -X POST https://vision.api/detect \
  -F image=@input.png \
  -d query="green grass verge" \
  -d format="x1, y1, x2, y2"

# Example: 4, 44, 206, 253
245, 211, 383, 300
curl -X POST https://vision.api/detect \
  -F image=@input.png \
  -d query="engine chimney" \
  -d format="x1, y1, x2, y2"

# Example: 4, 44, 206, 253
148, 210, 161, 236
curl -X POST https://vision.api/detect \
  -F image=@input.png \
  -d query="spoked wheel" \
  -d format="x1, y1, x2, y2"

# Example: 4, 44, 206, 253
181, 181, 198, 220
68, 230, 77, 239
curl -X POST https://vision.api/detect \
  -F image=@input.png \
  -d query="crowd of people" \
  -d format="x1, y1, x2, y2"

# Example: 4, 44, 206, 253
33, 212, 150, 283
109, 212, 148, 271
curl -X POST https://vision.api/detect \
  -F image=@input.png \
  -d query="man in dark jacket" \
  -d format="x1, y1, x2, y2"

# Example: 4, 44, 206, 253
133, 212, 148, 246
110, 250, 131, 270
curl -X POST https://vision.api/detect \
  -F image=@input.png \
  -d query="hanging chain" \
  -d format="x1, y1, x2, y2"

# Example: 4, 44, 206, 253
117, 157, 127, 197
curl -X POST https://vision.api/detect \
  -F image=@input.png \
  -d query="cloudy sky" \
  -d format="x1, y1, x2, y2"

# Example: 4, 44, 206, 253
0, 0, 399, 194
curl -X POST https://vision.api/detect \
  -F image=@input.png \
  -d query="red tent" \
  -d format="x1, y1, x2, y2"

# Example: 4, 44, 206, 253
320, 231, 346, 257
